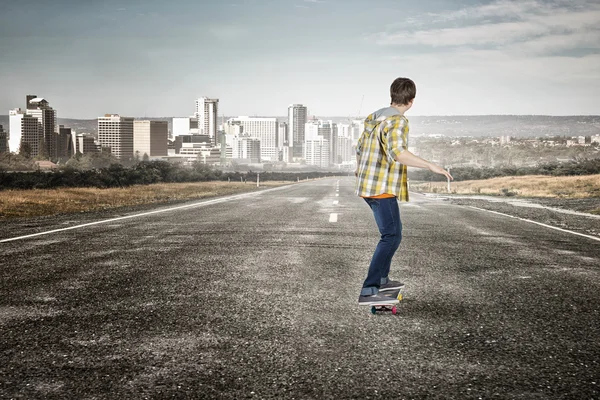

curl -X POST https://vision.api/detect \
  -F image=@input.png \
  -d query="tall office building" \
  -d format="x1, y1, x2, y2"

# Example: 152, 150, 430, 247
304, 119, 329, 168
227, 117, 278, 161
172, 117, 199, 136
337, 135, 353, 164
304, 119, 337, 166
305, 137, 329, 168
9, 108, 41, 155
74, 133, 101, 154
350, 119, 364, 142
238, 138, 261, 163
0, 125, 7, 153
56, 125, 74, 159
134, 120, 168, 157
319, 121, 337, 166
195, 97, 219, 143
97, 114, 134, 159
26, 96, 57, 158
288, 104, 307, 159
278, 122, 289, 162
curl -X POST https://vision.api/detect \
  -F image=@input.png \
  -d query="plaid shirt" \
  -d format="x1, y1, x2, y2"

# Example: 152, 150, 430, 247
355, 111, 409, 201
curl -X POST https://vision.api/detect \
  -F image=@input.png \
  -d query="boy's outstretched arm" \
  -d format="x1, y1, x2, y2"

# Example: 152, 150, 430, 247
395, 151, 454, 180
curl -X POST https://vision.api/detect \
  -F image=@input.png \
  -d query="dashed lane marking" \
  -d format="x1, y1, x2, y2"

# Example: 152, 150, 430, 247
329, 213, 338, 223
333, 200, 339, 205
467, 206, 600, 243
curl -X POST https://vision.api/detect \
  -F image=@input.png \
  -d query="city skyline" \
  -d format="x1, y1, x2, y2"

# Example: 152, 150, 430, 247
1, 0, 599, 118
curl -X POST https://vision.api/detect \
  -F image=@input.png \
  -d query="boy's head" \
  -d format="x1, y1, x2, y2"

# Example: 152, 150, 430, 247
390, 77, 416, 108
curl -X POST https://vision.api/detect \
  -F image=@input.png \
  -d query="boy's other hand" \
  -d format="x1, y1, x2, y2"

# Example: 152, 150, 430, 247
429, 164, 453, 180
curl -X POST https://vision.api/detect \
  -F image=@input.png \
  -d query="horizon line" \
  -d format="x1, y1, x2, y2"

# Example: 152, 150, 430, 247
2, 114, 600, 120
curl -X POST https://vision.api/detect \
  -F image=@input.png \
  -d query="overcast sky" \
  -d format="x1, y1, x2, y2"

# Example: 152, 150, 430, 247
0, 0, 598, 118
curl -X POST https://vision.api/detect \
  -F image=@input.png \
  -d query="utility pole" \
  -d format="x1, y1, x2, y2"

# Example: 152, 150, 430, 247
446, 166, 452, 193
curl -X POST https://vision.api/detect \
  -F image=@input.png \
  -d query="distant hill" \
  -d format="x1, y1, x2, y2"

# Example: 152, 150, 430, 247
0, 115, 598, 138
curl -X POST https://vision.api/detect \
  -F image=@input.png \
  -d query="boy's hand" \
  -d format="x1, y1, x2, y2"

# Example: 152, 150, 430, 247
429, 164, 453, 180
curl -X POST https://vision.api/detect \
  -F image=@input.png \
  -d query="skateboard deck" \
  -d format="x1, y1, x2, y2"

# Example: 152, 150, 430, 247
370, 288, 404, 315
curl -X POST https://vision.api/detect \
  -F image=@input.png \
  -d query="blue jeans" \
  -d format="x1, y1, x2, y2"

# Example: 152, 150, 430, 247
361, 197, 402, 296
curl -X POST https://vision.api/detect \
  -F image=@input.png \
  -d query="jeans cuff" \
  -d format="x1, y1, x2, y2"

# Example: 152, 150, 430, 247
361, 287, 378, 296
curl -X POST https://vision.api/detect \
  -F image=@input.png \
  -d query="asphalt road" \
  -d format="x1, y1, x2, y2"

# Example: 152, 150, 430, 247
1, 177, 599, 399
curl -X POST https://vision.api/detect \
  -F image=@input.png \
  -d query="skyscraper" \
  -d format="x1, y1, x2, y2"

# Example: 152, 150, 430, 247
26, 96, 57, 158
318, 121, 337, 166
227, 116, 278, 161
278, 122, 289, 162
288, 104, 307, 159
56, 125, 74, 159
97, 114, 134, 159
0, 125, 7, 153
195, 97, 219, 144
305, 137, 329, 168
9, 108, 41, 156
133, 120, 168, 157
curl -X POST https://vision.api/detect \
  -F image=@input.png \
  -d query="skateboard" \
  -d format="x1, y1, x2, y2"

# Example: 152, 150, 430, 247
370, 288, 404, 315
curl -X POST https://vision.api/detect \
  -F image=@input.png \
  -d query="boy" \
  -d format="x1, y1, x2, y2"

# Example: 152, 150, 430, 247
355, 77, 453, 305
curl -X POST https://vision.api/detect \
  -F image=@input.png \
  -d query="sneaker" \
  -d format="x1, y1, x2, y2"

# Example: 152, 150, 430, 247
358, 294, 399, 306
379, 280, 405, 292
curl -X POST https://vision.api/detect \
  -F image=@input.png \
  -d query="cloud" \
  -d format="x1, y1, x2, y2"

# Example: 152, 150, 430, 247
372, 0, 600, 56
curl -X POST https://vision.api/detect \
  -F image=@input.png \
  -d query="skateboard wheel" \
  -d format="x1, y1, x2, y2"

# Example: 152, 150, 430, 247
392, 306, 397, 315
371, 306, 377, 315
397, 293, 403, 301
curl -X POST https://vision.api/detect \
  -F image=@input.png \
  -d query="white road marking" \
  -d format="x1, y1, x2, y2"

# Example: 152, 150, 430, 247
333, 200, 339, 205
0, 185, 293, 244
335, 194, 339, 197
329, 213, 338, 223
467, 206, 600, 243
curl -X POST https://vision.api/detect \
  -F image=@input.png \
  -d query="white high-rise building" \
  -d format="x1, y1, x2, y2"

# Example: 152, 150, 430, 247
9, 108, 40, 155
338, 123, 351, 138
305, 119, 318, 141
173, 116, 200, 136
227, 116, 278, 161
288, 104, 307, 158
134, 120, 168, 157
350, 119, 364, 142
304, 119, 336, 166
337, 135, 353, 164
305, 137, 329, 168
195, 97, 219, 143
97, 114, 134, 159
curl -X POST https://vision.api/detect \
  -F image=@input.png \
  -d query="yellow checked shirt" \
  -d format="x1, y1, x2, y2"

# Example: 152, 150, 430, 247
355, 110, 409, 201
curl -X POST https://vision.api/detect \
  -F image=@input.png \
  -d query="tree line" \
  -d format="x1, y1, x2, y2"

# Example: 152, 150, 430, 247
0, 158, 346, 191
408, 159, 600, 182
1, 152, 599, 191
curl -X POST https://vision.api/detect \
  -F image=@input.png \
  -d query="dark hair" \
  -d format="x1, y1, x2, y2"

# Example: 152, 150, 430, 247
390, 77, 416, 106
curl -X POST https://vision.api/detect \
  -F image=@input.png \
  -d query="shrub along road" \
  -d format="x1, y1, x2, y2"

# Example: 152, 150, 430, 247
1, 177, 598, 399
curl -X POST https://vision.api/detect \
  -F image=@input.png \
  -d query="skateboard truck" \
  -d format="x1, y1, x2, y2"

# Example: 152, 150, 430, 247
370, 288, 404, 315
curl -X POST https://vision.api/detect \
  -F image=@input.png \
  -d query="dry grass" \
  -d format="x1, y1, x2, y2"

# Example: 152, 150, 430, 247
411, 174, 600, 198
0, 181, 292, 219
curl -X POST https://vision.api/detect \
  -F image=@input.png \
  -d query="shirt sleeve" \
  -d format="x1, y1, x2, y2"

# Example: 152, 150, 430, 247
385, 116, 407, 162
356, 133, 363, 157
